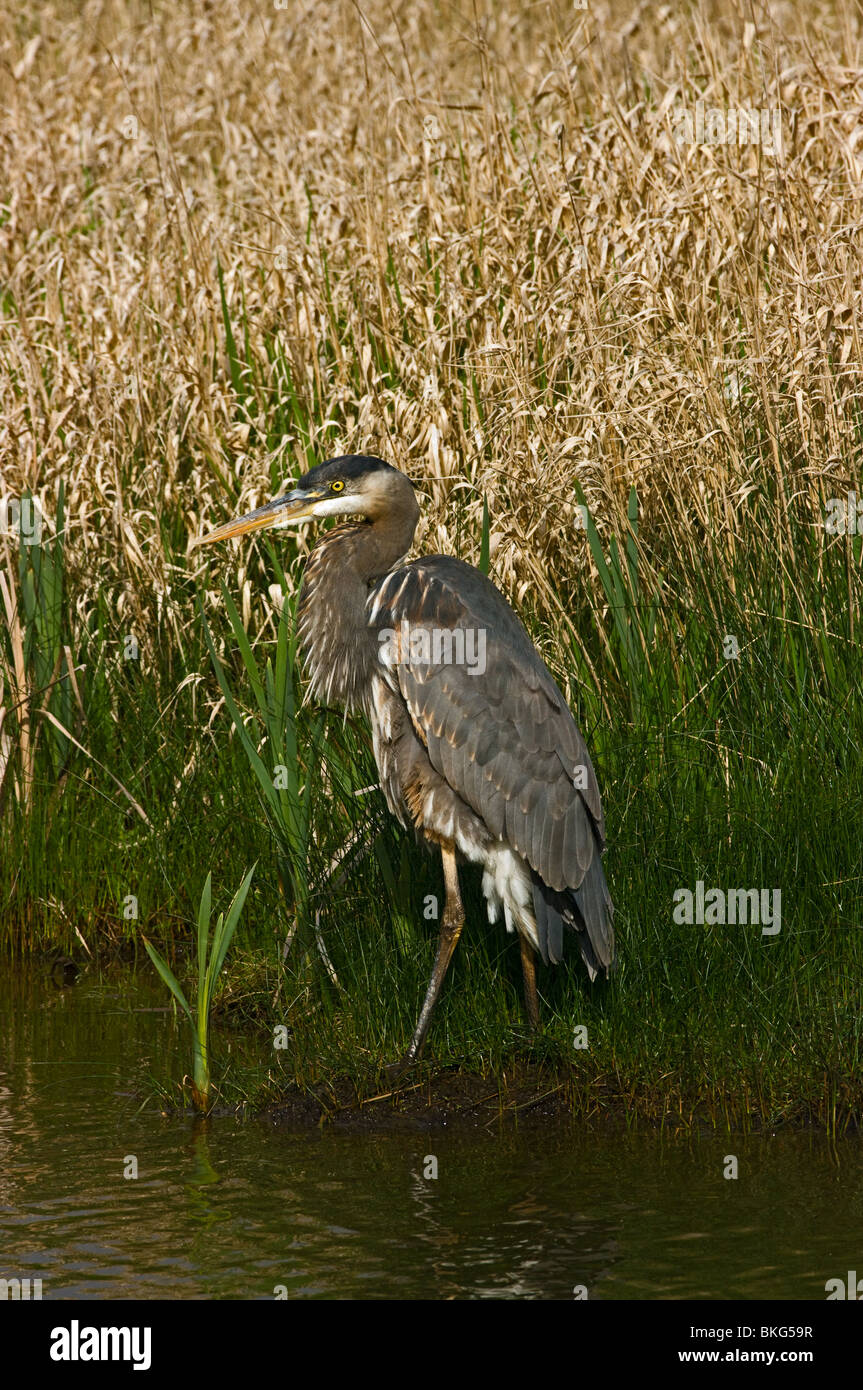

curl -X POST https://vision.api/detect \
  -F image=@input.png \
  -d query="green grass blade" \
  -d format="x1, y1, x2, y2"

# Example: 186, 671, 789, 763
205, 864, 256, 1004
479, 495, 490, 575
200, 602, 281, 815
142, 937, 192, 1022
197, 871, 212, 997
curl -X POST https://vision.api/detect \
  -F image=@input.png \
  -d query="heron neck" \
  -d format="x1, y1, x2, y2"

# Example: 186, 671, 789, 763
297, 494, 419, 710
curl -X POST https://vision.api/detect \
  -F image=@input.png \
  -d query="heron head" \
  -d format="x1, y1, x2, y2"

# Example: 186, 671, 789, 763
194, 455, 417, 546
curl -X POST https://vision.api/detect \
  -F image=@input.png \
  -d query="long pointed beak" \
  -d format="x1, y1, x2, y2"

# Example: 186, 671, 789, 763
193, 490, 317, 547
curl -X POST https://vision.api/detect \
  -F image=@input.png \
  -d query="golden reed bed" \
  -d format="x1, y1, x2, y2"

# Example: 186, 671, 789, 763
1, 0, 861, 667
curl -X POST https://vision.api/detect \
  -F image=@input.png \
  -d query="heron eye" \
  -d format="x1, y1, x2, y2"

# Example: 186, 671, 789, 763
331, 481, 344, 492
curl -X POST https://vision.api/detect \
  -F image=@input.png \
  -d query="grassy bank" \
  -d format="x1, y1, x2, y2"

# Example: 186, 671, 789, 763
1, 0, 862, 1127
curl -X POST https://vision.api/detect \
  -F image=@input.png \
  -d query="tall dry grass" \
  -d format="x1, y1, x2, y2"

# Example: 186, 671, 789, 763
1, 0, 861, 668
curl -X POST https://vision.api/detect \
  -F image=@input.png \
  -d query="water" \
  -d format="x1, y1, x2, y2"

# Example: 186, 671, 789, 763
0, 967, 859, 1300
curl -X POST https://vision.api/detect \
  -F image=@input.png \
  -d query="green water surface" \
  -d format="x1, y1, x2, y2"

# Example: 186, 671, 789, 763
0, 968, 859, 1300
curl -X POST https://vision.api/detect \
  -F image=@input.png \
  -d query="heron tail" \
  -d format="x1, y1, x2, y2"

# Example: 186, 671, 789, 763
530, 858, 615, 978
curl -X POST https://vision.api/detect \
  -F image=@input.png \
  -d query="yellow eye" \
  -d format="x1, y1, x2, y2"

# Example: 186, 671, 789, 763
331, 480, 344, 492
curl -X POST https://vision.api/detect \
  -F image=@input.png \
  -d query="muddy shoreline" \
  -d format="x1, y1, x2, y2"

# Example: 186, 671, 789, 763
255, 1063, 846, 1135
261, 1065, 582, 1132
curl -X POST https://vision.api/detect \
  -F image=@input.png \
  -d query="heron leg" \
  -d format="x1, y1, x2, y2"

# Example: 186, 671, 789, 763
391, 845, 464, 1073
519, 935, 540, 1032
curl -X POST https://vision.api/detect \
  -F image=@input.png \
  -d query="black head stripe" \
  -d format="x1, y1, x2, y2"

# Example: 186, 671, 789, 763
298, 455, 395, 490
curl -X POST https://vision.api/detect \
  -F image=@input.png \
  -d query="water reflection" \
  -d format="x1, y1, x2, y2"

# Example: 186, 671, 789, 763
0, 967, 860, 1299
184, 1119, 232, 1231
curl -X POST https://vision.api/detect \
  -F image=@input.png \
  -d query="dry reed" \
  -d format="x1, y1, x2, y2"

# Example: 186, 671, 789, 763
0, 0, 861, 672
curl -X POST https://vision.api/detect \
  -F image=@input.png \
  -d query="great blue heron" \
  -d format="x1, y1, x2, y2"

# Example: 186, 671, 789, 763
198, 455, 614, 1067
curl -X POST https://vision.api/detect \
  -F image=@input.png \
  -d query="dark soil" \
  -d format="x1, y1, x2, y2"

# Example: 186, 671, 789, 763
257, 1064, 855, 1135
261, 1063, 633, 1132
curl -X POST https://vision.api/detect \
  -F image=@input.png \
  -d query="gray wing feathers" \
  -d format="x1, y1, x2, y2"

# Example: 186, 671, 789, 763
371, 556, 614, 975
